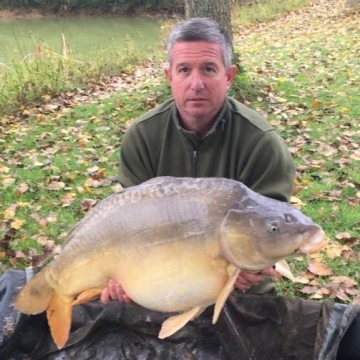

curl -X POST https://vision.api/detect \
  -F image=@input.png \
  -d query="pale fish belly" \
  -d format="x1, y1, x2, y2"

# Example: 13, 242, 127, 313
115, 236, 229, 313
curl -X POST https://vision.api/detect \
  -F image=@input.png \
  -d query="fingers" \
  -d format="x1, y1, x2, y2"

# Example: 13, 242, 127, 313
234, 267, 274, 291
100, 279, 132, 304
259, 266, 275, 276
235, 272, 263, 291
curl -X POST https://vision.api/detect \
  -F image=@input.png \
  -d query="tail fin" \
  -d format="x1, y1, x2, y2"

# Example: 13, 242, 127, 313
14, 270, 54, 314
14, 269, 74, 349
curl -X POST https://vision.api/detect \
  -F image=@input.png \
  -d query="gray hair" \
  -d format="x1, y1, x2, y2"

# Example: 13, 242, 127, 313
167, 17, 233, 70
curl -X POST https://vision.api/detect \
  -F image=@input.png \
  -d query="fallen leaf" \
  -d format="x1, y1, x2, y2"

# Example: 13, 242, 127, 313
308, 261, 333, 276
47, 181, 65, 191
10, 218, 25, 229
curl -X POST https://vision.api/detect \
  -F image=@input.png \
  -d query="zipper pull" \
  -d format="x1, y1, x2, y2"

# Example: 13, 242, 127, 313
193, 150, 198, 163
221, 119, 226, 131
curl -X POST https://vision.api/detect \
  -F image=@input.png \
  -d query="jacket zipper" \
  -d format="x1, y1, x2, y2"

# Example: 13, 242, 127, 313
192, 148, 198, 177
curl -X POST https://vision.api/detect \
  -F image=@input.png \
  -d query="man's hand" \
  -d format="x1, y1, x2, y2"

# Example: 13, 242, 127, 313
100, 279, 132, 304
234, 267, 275, 291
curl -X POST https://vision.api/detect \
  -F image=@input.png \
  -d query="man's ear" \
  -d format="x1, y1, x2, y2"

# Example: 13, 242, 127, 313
226, 65, 237, 89
164, 67, 172, 84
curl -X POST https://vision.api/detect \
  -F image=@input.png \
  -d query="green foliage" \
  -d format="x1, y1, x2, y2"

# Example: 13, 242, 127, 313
232, 0, 311, 25
0, 0, 184, 12
0, 38, 145, 116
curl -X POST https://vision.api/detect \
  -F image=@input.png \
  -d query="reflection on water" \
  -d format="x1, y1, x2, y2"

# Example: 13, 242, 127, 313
0, 16, 162, 63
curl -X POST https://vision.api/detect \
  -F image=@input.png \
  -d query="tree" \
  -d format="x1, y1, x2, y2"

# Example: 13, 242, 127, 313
184, 0, 233, 44
183, 0, 244, 72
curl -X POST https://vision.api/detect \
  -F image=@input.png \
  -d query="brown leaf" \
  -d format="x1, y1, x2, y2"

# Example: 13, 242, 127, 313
330, 276, 357, 288
308, 261, 333, 276
15, 182, 29, 196
335, 232, 357, 243
80, 198, 98, 212
61, 192, 76, 207
301, 285, 318, 294
47, 181, 65, 191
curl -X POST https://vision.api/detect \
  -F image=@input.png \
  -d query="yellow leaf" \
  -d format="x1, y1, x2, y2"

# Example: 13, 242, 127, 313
0, 164, 10, 173
290, 196, 304, 206
17, 202, 31, 207
3, 177, 15, 188
11, 218, 25, 229
3, 204, 17, 219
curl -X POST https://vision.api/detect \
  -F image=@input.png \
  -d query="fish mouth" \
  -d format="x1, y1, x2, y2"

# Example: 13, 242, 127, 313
298, 229, 329, 255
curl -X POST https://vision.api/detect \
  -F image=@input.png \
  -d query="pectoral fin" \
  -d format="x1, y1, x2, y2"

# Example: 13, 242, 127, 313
47, 293, 73, 349
159, 305, 204, 339
213, 265, 240, 324
72, 288, 103, 305
275, 260, 296, 281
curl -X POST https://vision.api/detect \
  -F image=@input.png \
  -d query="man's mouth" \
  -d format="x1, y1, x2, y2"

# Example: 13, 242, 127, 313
188, 98, 206, 102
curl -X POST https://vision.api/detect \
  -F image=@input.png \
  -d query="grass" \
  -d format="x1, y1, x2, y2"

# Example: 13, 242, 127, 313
232, 0, 312, 26
0, 36, 162, 116
1, 0, 360, 302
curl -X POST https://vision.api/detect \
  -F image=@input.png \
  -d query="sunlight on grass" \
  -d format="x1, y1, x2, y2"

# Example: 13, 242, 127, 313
232, 0, 312, 26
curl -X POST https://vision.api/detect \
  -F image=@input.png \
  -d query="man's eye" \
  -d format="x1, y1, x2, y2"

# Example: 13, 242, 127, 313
204, 67, 215, 73
179, 67, 189, 73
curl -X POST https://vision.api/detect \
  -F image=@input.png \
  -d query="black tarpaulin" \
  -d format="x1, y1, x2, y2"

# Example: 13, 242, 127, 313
1, 270, 360, 360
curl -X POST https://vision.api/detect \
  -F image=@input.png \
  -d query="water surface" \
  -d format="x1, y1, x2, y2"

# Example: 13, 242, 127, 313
0, 16, 161, 64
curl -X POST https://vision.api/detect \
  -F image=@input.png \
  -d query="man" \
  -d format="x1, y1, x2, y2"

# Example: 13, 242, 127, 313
100, 17, 295, 304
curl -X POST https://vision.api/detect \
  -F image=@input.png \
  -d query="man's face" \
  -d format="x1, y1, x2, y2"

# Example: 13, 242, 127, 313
165, 41, 236, 125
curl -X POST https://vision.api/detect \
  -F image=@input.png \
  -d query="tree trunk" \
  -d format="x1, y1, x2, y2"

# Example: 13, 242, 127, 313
184, 0, 233, 45
184, 0, 244, 71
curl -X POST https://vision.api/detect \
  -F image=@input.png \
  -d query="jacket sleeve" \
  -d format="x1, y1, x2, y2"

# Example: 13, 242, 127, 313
240, 130, 295, 202
118, 124, 156, 188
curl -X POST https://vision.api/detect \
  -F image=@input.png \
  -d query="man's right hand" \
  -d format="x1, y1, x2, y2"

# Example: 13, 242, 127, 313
100, 279, 132, 304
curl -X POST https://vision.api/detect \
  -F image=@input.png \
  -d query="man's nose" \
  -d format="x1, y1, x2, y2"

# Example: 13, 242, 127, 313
190, 71, 205, 91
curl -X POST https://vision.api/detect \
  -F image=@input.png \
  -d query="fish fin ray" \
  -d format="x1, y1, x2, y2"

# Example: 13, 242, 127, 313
14, 270, 53, 314
275, 260, 296, 281
213, 265, 240, 324
72, 288, 103, 305
159, 305, 204, 339
47, 293, 73, 349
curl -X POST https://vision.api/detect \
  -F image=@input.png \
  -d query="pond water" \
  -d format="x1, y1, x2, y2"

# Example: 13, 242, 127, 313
0, 16, 162, 64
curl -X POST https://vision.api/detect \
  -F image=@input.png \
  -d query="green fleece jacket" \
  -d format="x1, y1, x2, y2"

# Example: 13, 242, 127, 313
119, 97, 295, 202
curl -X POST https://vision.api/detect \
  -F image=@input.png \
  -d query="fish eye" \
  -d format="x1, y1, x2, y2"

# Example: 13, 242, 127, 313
267, 220, 279, 233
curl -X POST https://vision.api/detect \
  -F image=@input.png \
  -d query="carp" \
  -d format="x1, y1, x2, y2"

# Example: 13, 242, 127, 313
15, 177, 327, 349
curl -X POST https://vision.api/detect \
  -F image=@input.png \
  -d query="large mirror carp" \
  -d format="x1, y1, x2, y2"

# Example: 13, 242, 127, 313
15, 177, 327, 349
